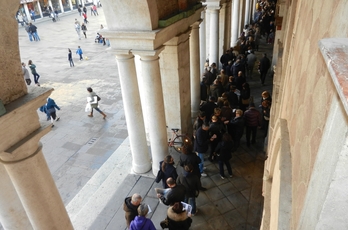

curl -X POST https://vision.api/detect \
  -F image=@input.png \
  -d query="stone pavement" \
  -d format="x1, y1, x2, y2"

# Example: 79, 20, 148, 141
12, 8, 274, 230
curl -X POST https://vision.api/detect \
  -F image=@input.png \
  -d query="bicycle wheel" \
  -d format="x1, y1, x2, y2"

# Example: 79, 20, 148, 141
171, 135, 191, 153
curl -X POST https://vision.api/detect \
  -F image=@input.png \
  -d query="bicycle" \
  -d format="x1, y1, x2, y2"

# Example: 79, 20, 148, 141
168, 128, 191, 153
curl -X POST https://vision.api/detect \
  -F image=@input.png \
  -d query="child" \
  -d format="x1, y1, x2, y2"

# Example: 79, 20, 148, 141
76, 46, 83, 61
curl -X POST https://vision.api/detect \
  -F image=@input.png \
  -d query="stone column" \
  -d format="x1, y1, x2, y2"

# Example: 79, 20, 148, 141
135, 49, 168, 174
48, 0, 53, 10
245, 0, 251, 25
207, 6, 220, 67
0, 164, 32, 230
1, 141, 73, 230
252, 0, 257, 22
23, 4, 31, 21
190, 21, 201, 120
59, 0, 65, 13
231, 0, 240, 47
114, 51, 151, 174
68, 0, 73, 10
160, 32, 192, 136
37, 1, 43, 18
0, 89, 73, 230
199, 9, 206, 76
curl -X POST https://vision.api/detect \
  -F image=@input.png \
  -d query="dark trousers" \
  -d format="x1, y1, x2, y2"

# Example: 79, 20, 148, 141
218, 160, 232, 177
260, 71, 267, 84
246, 126, 257, 146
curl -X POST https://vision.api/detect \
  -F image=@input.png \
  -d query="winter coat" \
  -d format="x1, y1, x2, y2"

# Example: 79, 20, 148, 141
214, 140, 233, 161
159, 161, 178, 189
244, 107, 261, 127
130, 216, 156, 230
194, 127, 209, 153
166, 206, 192, 230
159, 184, 186, 206
179, 153, 201, 178
123, 197, 140, 228
176, 171, 201, 198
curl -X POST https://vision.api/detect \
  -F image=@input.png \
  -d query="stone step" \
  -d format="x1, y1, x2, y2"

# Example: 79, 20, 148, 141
66, 137, 133, 229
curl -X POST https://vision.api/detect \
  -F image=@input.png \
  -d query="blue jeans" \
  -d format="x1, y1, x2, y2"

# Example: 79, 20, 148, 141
27, 32, 33, 41
33, 73, 40, 84
32, 32, 40, 41
184, 197, 196, 214
197, 153, 204, 173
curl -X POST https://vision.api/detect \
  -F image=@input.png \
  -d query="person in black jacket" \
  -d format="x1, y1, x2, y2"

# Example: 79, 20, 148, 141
157, 178, 186, 206
225, 109, 245, 151
158, 155, 178, 189
176, 164, 201, 215
214, 133, 234, 179
259, 53, 271, 85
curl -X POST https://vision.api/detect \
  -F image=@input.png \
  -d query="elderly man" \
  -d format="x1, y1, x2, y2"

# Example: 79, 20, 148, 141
123, 193, 142, 228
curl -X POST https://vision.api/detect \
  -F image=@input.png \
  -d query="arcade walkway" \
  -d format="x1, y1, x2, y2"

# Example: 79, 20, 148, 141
13, 8, 273, 230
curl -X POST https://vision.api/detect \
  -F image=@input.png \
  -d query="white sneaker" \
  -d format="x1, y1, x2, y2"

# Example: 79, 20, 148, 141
201, 173, 207, 177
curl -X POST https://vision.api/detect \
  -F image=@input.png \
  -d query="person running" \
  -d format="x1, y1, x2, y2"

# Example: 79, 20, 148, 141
86, 87, 107, 119
76, 46, 83, 61
68, 49, 74, 67
28, 60, 40, 86
21, 62, 31, 85
46, 98, 61, 127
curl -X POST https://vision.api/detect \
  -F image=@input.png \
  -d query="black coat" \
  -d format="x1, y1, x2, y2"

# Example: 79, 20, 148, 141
176, 172, 201, 197
179, 153, 201, 178
228, 116, 245, 139
193, 127, 209, 153
159, 184, 186, 206
215, 140, 233, 161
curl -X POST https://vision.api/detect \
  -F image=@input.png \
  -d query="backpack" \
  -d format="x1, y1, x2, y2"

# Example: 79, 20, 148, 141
96, 95, 101, 101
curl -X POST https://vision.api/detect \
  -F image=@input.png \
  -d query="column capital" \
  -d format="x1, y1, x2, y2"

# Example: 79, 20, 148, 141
132, 47, 165, 60
190, 19, 203, 29
205, 0, 221, 10
164, 29, 191, 46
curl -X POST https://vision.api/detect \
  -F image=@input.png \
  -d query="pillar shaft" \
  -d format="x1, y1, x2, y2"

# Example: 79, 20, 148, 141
137, 50, 168, 174
199, 9, 206, 76
190, 22, 201, 120
23, 4, 31, 21
68, 0, 73, 10
231, 0, 240, 47
1, 140, 73, 230
115, 52, 151, 174
245, 0, 251, 25
208, 7, 220, 66
59, 0, 64, 13
0, 88, 73, 230
0, 164, 32, 230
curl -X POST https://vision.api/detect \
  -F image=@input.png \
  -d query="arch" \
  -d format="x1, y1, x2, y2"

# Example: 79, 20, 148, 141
102, 0, 159, 30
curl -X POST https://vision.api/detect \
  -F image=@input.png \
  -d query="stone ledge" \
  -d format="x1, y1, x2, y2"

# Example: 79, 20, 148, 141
319, 38, 348, 115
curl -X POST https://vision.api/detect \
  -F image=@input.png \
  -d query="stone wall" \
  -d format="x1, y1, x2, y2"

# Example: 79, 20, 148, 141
0, 2, 27, 105
263, 0, 348, 228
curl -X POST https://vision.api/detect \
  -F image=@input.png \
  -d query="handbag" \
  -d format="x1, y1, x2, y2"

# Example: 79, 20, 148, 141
160, 218, 169, 229
242, 98, 250, 105
155, 169, 163, 183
